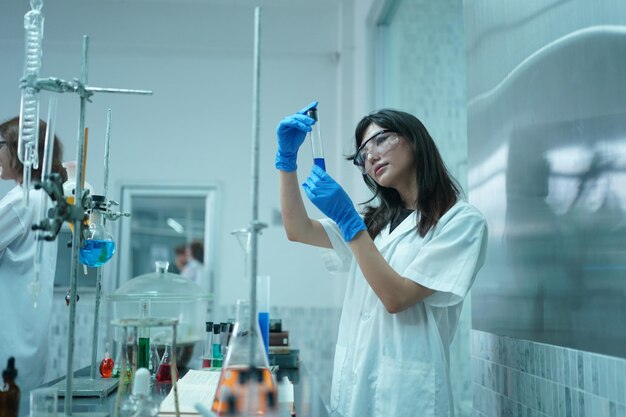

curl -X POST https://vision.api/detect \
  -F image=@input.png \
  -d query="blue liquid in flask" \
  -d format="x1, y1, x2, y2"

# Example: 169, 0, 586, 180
313, 158, 326, 171
79, 240, 116, 267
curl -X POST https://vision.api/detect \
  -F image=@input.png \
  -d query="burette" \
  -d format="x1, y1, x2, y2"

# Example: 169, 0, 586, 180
18, 0, 45, 205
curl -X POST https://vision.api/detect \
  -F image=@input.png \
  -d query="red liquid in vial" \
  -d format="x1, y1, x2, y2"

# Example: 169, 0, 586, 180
202, 358, 212, 368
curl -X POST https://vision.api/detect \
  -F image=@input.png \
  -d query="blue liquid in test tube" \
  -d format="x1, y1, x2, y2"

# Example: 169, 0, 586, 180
314, 158, 326, 171
307, 108, 326, 171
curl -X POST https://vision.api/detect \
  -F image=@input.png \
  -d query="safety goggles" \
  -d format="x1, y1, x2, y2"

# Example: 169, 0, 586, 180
353, 130, 400, 174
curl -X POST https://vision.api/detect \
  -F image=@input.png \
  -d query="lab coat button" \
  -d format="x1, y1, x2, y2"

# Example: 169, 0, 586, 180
361, 313, 371, 321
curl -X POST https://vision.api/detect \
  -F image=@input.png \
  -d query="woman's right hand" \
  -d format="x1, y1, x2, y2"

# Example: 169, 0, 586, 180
275, 101, 318, 172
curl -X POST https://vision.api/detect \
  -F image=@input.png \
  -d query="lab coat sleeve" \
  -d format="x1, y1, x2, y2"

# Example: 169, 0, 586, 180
404, 205, 488, 307
318, 218, 353, 273
0, 199, 27, 253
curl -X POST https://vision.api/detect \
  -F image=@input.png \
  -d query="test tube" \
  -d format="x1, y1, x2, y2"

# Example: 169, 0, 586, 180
220, 323, 229, 358
137, 300, 150, 369
256, 275, 270, 357
202, 321, 213, 368
212, 324, 222, 368
307, 107, 325, 171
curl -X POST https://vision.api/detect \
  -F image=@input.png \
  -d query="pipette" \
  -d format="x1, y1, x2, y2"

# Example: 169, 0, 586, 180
307, 107, 326, 171
18, 0, 45, 205
29, 96, 57, 308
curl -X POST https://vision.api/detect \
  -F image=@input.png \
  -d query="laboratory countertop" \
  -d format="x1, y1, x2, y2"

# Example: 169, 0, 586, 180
38, 364, 329, 417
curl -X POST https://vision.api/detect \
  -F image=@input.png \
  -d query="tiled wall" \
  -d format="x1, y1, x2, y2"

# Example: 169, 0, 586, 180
215, 304, 342, 407
47, 291, 107, 381
472, 330, 626, 417
48, 296, 341, 403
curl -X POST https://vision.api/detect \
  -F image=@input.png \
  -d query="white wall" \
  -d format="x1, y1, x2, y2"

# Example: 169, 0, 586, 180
0, 0, 353, 310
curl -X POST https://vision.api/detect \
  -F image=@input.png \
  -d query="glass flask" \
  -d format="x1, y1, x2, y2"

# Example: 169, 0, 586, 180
99, 343, 114, 378
212, 300, 277, 416
156, 344, 176, 383
112, 342, 132, 383
79, 196, 116, 267
148, 342, 160, 379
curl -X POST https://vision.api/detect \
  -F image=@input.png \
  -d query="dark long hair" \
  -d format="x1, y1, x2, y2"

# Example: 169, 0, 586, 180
351, 109, 460, 238
0, 116, 68, 183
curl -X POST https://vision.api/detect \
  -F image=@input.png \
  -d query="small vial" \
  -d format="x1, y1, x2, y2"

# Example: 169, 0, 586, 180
307, 107, 326, 171
1, 357, 20, 417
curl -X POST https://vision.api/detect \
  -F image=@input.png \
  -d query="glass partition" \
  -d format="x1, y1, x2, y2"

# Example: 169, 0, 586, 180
116, 184, 218, 295
466, 0, 626, 357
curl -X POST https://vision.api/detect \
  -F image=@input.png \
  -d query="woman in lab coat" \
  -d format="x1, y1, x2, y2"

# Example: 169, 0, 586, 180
0, 117, 67, 405
275, 104, 488, 417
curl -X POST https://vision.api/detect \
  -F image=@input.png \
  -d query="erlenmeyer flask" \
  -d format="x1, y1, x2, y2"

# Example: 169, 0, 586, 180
79, 195, 116, 267
212, 300, 277, 416
112, 341, 132, 384
156, 344, 176, 383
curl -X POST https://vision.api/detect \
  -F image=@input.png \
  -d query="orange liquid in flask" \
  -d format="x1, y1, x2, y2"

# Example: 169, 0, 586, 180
211, 365, 276, 415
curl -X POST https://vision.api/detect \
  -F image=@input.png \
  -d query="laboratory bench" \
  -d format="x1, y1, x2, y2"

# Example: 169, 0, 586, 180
37, 363, 329, 417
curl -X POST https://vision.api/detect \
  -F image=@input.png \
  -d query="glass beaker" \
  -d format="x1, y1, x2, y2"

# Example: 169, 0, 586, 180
211, 300, 277, 416
79, 196, 116, 267
30, 388, 57, 417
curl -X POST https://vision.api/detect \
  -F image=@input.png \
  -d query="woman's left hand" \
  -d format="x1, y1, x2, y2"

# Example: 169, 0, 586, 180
302, 165, 367, 242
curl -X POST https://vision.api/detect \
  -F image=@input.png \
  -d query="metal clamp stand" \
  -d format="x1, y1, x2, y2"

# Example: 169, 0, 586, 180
111, 318, 180, 417
20, 35, 151, 416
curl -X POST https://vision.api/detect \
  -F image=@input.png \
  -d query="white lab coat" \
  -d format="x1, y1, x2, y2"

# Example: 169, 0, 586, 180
181, 258, 203, 284
319, 200, 487, 417
0, 185, 57, 398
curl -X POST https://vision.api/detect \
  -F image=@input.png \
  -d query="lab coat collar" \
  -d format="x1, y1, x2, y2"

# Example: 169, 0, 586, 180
377, 210, 419, 250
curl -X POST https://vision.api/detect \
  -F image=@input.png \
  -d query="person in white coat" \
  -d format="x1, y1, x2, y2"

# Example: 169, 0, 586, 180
275, 104, 488, 417
0, 117, 67, 411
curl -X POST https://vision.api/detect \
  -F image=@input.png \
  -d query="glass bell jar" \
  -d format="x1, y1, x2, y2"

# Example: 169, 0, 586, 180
108, 261, 211, 368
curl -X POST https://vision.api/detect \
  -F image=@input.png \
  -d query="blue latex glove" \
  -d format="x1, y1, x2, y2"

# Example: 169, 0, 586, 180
302, 165, 367, 242
275, 101, 318, 172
